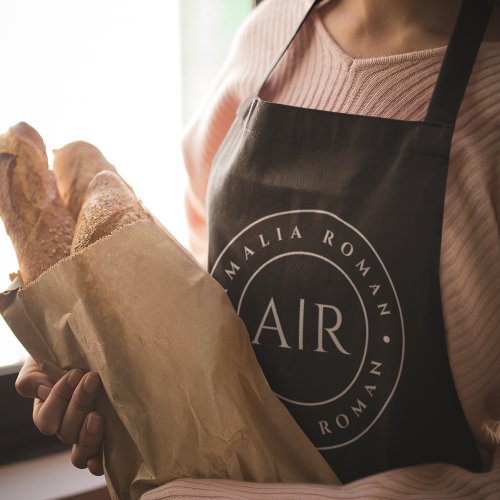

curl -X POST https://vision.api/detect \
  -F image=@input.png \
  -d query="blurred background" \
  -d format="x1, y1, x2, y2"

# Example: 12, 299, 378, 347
0, 1, 254, 498
0, 0, 253, 369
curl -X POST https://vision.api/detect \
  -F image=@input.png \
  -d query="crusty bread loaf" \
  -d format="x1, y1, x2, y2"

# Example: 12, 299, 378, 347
0, 124, 146, 279
71, 170, 149, 254
53, 141, 117, 220
0, 123, 74, 284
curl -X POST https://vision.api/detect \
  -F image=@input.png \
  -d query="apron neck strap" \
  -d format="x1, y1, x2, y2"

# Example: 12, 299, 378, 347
238, 0, 320, 117
241, 0, 493, 124
425, 0, 493, 126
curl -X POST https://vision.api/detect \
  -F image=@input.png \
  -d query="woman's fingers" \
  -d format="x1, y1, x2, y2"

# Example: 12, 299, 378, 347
15, 355, 53, 398
16, 357, 103, 474
16, 358, 103, 475
71, 412, 103, 471
87, 456, 104, 476
33, 369, 85, 436
58, 372, 101, 445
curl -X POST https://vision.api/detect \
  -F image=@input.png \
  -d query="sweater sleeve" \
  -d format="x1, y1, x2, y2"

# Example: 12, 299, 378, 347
182, 76, 236, 268
182, 0, 306, 268
142, 448, 500, 499
182, 63, 240, 268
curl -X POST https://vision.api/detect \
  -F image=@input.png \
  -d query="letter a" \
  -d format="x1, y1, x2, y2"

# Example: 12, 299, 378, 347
252, 297, 292, 349
244, 246, 255, 261
291, 226, 302, 239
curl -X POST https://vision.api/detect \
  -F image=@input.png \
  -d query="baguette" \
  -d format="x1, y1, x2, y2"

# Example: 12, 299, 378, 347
53, 141, 117, 220
0, 123, 74, 284
71, 170, 149, 254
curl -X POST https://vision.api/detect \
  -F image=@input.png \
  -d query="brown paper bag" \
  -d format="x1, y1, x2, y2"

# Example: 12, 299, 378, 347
0, 217, 339, 500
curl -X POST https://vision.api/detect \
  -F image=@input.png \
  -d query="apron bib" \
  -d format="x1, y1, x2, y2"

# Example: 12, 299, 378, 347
207, 0, 491, 482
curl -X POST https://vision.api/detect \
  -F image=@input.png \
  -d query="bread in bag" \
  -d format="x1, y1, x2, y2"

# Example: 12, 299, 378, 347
0, 123, 74, 284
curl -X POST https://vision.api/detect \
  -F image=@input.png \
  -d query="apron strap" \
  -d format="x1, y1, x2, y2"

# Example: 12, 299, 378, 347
425, 0, 493, 126
240, 0, 493, 124
238, 0, 321, 118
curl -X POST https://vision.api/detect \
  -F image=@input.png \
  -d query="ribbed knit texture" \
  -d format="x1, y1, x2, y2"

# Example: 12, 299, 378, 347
171, 0, 500, 497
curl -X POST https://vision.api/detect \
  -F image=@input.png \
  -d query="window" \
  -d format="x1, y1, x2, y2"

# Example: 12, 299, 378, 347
1, 0, 253, 464
1, 0, 186, 369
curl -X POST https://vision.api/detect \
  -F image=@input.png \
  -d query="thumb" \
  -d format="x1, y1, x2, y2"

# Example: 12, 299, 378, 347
15, 355, 53, 399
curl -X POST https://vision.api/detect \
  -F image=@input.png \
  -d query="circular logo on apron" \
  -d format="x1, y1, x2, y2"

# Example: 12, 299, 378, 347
211, 210, 404, 449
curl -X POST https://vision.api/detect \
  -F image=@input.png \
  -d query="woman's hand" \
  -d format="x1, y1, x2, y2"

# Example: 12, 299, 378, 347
15, 355, 104, 475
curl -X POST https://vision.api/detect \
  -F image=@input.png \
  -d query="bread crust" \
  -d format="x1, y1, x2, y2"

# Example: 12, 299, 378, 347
53, 141, 117, 220
71, 171, 148, 254
0, 124, 74, 284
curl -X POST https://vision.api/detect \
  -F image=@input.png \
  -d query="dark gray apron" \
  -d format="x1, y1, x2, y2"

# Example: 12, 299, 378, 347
207, 0, 491, 482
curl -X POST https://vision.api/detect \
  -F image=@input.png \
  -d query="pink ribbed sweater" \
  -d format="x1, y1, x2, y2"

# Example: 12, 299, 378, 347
152, 0, 500, 497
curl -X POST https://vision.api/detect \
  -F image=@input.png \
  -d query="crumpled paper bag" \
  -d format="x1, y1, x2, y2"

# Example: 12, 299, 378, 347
0, 217, 339, 500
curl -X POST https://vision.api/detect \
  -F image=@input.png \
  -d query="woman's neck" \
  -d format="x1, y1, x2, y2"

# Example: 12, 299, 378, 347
317, 0, 498, 58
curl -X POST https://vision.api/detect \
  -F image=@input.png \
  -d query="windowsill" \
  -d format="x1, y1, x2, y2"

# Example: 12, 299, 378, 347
0, 450, 107, 499
0, 362, 24, 377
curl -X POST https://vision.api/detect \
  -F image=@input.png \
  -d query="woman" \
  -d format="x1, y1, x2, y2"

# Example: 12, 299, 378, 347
16, 0, 500, 497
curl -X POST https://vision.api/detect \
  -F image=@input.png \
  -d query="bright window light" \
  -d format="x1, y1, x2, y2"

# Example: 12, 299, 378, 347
0, 0, 184, 367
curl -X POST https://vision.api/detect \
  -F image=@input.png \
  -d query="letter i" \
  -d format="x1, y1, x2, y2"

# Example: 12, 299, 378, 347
298, 298, 305, 350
